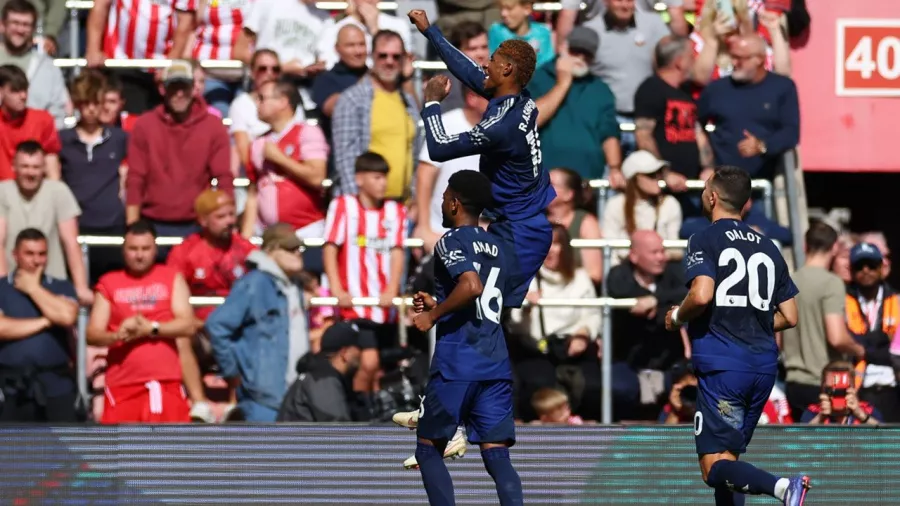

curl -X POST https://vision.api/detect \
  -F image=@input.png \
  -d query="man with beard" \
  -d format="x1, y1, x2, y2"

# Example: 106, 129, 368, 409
696, 35, 798, 244
276, 322, 363, 422
332, 30, 420, 200
665, 166, 809, 506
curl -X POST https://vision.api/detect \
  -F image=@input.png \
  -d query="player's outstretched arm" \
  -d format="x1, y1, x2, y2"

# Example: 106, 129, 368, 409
665, 276, 714, 330
773, 297, 799, 332
408, 10, 489, 98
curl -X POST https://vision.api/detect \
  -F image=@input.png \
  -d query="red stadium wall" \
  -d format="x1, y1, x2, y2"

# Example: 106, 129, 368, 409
794, 0, 900, 172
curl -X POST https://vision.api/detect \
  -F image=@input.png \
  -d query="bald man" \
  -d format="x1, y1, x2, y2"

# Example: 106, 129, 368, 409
605, 230, 690, 420
312, 25, 369, 123
691, 33, 798, 246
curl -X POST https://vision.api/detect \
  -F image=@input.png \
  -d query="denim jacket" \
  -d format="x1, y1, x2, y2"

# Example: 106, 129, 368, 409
205, 251, 299, 411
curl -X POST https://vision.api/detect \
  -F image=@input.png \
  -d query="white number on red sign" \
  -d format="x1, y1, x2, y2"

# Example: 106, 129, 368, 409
846, 35, 900, 80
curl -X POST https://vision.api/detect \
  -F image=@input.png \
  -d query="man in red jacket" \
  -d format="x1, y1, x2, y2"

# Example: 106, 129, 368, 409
125, 60, 233, 247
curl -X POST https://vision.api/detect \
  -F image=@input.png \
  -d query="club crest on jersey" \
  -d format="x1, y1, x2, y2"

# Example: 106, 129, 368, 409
232, 266, 245, 279
284, 145, 295, 157
195, 268, 206, 279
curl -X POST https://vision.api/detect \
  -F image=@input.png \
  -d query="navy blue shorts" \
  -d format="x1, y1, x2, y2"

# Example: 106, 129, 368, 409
487, 214, 553, 308
694, 370, 775, 455
416, 374, 516, 446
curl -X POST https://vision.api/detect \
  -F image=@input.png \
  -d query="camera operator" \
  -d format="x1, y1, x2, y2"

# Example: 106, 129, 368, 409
659, 363, 697, 424
801, 361, 881, 426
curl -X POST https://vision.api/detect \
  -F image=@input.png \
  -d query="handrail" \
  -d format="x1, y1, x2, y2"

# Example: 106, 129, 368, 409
62, 0, 605, 11
188, 295, 639, 308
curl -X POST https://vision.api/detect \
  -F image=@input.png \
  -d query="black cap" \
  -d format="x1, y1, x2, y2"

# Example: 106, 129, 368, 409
319, 322, 362, 354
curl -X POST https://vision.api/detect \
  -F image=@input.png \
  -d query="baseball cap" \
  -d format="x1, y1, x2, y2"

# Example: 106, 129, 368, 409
622, 150, 669, 180
850, 242, 883, 266
319, 322, 362, 354
162, 60, 194, 86
567, 26, 600, 56
194, 189, 234, 217
261, 223, 303, 252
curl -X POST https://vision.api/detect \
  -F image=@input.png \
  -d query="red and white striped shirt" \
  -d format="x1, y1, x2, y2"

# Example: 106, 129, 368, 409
324, 195, 407, 323
174, 0, 255, 61
104, 0, 177, 60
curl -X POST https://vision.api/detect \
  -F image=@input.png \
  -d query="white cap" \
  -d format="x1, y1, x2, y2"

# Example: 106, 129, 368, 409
622, 150, 669, 180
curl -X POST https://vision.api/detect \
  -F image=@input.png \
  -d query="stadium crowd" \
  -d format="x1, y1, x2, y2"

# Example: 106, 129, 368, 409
1, 0, 891, 429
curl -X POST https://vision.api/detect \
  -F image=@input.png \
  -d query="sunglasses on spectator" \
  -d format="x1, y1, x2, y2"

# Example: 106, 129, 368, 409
281, 245, 306, 255
255, 65, 281, 73
852, 260, 882, 271
376, 52, 404, 61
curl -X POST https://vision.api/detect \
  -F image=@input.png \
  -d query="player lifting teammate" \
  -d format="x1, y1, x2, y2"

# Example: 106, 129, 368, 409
665, 166, 810, 506
409, 170, 522, 506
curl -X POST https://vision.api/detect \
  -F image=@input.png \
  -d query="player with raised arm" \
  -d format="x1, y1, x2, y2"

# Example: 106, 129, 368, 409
408, 9, 555, 311
410, 170, 522, 506
665, 166, 810, 506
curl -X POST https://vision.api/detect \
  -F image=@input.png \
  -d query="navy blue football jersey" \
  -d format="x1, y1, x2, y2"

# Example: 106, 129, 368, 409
684, 219, 798, 375
431, 225, 512, 381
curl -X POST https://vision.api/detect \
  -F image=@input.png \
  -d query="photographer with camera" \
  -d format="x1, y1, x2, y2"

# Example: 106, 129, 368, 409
800, 361, 881, 426
659, 363, 698, 424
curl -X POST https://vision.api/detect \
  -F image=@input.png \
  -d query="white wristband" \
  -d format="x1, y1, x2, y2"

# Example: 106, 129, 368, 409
671, 307, 682, 326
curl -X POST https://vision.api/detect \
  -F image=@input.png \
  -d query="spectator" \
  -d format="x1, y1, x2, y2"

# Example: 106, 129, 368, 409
189, 61, 223, 119
172, 0, 256, 117
602, 151, 682, 265
488, 0, 554, 67
323, 152, 407, 395
98, 75, 137, 131
0, 64, 60, 181
438, 21, 490, 112
0, 0, 70, 128
691, 0, 791, 89
557, 0, 688, 50
845, 242, 900, 422
782, 222, 866, 421
800, 361, 881, 425
230, 49, 306, 169
0, 228, 78, 422
243, 77, 329, 242
859, 231, 891, 279
507, 225, 601, 421
583, 0, 669, 167
659, 363, 696, 424
311, 25, 368, 143
634, 35, 714, 224
433, 0, 499, 35
126, 60, 233, 241
333, 30, 420, 199
832, 233, 854, 285
526, 27, 621, 183
5, 0, 66, 54
205, 223, 312, 422
86, 220, 207, 423
606, 230, 689, 419
529, 388, 585, 425
276, 322, 362, 422
0, 141, 91, 304
86, 0, 176, 113
234, 0, 329, 88
545, 168, 603, 285
317, 0, 412, 70
760, 383, 793, 425
695, 34, 798, 244
414, 87, 488, 253
59, 70, 128, 287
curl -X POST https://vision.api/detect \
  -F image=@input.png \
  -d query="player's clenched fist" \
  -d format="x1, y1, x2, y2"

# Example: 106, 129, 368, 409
413, 291, 436, 313
407, 9, 431, 33
665, 306, 680, 331
424, 75, 451, 103
413, 311, 436, 332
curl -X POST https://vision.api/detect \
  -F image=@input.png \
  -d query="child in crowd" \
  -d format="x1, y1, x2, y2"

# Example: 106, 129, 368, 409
488, 0, 555, 67
530, 388, 585, 425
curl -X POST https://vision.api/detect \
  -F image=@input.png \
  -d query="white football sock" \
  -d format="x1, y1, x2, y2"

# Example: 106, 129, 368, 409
774, 478, 790, 500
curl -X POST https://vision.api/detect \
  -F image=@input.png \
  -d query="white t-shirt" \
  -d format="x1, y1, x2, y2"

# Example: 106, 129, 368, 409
317, 13, 413, 69
418, 108, 479, 233
243, 0, 330, 66
228, 92, 306, 140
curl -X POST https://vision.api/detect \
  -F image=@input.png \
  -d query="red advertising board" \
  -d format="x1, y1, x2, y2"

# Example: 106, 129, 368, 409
837, 20, 900, 97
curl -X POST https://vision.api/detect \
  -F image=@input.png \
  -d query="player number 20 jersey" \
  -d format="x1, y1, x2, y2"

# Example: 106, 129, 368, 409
431, 226, 512, 382
684, 219, 798, 375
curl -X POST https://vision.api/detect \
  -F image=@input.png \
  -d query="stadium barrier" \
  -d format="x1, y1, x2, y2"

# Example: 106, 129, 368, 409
1, 424, 898, 504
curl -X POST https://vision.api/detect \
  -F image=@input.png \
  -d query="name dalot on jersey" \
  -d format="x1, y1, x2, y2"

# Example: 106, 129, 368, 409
725, 229, 762, 244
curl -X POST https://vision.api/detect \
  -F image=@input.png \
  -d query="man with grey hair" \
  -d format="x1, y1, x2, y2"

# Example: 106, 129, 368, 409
634, 35, 714, 231
582, 0, 670, 187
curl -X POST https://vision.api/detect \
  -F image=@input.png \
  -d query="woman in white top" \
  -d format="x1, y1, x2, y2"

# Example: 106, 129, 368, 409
602, 150, 683, 264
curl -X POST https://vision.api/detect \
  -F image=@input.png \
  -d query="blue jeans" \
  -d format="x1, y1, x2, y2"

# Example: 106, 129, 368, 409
238, 399, 279, 423
204, 77, 242, 117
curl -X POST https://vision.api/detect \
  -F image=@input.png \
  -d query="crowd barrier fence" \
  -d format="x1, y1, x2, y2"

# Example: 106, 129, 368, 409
1, 424, 898, 504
